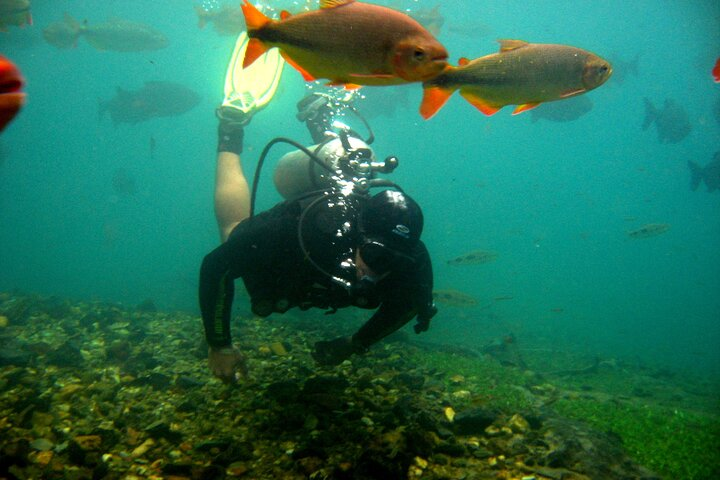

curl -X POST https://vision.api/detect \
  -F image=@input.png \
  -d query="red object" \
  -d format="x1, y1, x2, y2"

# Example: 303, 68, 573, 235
0, 55, 25, 133
713, 58, 720, 83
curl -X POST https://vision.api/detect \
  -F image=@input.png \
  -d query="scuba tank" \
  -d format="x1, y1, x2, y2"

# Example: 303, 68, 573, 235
273, 135, 377, 201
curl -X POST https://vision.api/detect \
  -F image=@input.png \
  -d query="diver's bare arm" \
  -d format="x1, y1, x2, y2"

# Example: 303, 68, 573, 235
215, 151, 250, 242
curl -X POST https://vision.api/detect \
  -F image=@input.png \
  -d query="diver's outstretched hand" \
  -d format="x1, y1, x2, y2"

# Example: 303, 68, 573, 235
208, 346, 248, 383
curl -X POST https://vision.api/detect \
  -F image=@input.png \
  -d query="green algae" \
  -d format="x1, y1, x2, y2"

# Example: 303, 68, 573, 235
407, 346, 720, 479
407, 349, 534, 412
553, 398, 720, 480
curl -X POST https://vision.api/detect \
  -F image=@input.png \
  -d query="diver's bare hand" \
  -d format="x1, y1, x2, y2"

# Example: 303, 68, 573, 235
208, 346, 248, 383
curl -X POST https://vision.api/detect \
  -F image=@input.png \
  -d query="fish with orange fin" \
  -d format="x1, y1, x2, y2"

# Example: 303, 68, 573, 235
0, 55, 24, 133
240, 0, 448, 89
713, 58, 720, 83
420, 40, 612, 119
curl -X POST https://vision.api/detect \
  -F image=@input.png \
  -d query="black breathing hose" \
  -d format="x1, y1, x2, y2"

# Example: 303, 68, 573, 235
249, 137, 335, 218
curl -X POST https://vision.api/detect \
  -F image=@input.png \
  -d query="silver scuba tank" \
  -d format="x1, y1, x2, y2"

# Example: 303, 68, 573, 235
273, 135, 376, 200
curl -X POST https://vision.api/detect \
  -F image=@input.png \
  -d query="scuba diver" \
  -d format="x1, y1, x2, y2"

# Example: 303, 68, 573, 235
200, 32, 437, 383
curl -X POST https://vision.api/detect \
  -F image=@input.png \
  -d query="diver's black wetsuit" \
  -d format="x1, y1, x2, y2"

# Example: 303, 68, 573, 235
199, 192, 434, 351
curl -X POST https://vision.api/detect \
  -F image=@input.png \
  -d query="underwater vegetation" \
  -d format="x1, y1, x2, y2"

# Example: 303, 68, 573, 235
408, 347, 720, 480
7, 292, 720, 478
554, 399, 720, 480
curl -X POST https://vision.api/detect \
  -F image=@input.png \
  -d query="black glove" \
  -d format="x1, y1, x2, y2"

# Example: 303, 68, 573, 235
414, 302, 437, 334
216, 106, 250, 155
312, 336, 363, 366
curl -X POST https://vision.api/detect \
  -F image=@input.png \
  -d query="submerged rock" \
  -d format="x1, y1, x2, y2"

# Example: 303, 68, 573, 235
453, 407, 500, 435
0, 343, 33, 366
45, 341, 83, 368
528, 416, 661, 479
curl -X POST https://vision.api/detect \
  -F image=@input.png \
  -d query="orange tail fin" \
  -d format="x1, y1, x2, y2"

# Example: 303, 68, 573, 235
241, 0, 271, 67
713, 57, 720, 83
241, 0, 270, 30
420, 86, 454, 120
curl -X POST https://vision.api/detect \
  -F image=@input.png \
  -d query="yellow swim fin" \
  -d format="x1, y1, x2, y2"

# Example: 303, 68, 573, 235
222, 31, 285, 114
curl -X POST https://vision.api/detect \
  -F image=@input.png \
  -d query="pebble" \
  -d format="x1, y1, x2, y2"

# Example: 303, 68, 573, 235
32, 450, 54, 466
74, 435, 102, 451
227, 461, 248, 476
451, 390, 471, 400
30, 438, 54, 451
414, 456, 428, 469
269, 342, 288, 356
131, 438, 155, 458
508, 413, 530, 433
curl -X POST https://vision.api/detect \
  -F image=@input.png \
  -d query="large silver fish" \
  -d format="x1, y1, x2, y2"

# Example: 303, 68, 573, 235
421, 40, 612, 119
0, 0, 31, 32
43, 14, 168, 52
432, 289, 478, 307
100, 82, 200, 125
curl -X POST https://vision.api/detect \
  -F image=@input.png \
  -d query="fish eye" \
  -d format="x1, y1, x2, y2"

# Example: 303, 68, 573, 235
413, 48, 426, 61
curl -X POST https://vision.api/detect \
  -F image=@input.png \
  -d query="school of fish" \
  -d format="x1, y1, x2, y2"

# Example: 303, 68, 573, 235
0, 0, 620, 127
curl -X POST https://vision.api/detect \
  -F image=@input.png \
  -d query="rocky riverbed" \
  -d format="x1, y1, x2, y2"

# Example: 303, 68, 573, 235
0, 292, 718, 479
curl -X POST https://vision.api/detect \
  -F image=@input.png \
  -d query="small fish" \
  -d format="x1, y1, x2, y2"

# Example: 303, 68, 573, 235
194, 4, 245, 36
0, 55, 24, 133
421, 39, 612, 119
493, 295, 514, 301
100, 81, 200, 125
530, 95, 593, 123
0, 0, 31, 32
43, 14, 169, 52
240, 0, 448, 88
713, 58, 720, 83
627, 223, 670, 239
642, 98, 692, 144
447, 250, 498, 266
432, 289, 478, 307
688, 152, 720, 193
